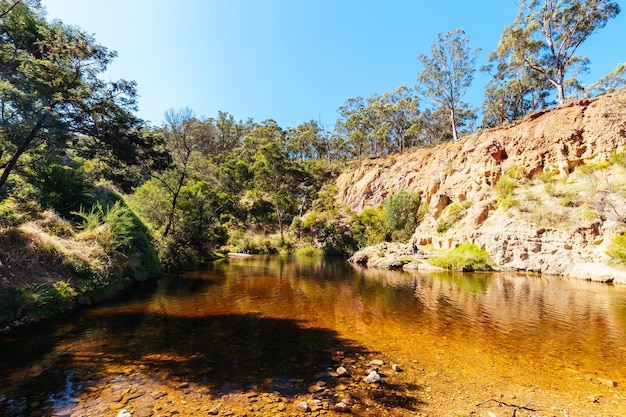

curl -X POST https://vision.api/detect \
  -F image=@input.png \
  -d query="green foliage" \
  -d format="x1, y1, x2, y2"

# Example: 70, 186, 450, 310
492, 0, 620, 105
606, 233, 626, 263
349, 207, 388, 248
610, 148, 626, 168
428, 243, 495, 272
384, 190, 421, 242
418, 29, 480, 142
13, 280, 77, 321
437, 201, 471, 234
0, 0, 158, 194
30, 162, 92, 218
73, 201, 135, 251
295, 246, 325, 257
296, 209, 355, 255
495, 173, 518, 210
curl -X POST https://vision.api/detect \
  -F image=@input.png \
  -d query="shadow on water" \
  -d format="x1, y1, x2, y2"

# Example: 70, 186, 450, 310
0, 308, 423, 415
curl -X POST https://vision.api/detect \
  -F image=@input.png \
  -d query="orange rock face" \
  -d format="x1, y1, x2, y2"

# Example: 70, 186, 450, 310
335, 92, 626, 283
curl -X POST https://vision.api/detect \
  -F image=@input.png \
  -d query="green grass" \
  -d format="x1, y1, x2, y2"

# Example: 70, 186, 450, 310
607, 233, 626, 264
295, 246, 324, 256
428, 243, 495, 272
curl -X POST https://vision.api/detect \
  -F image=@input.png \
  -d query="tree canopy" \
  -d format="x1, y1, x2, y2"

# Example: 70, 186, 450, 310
492, 0, 620, 106
418, 29, 480, 142
0, 0, 159, 193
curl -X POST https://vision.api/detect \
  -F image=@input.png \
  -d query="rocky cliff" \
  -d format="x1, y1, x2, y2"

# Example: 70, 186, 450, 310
335, 92, 626, 283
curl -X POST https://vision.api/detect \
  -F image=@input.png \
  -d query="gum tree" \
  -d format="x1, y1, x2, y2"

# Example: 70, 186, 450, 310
492, 0, 620, 105
418, 29, 479, 142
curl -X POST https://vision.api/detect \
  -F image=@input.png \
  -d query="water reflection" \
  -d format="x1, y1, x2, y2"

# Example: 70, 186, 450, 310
1, 255, 626, 416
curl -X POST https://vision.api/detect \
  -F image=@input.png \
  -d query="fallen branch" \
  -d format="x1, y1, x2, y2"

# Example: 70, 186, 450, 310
476, 397, 536, 416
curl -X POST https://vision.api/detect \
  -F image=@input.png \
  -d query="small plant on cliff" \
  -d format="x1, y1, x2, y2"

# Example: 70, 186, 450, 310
495, 173, 519, 210
428, 243, 495, 272
436, 201, 472, 233
606, 233, 626, 264
384, 190, 421, 242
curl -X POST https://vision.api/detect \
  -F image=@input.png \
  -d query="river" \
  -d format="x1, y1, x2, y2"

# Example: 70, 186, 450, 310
1, 255, 626, 416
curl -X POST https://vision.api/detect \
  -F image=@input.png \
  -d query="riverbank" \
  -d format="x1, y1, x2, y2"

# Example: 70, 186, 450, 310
334, 92, 626, 283
0, 198, 161, 330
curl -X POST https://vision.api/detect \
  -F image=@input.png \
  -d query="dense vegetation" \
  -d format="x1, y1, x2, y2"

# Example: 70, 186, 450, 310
1, 0, 625, 324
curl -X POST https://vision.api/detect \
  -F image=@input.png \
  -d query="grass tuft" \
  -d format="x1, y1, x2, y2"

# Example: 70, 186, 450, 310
428, 243, 495, 272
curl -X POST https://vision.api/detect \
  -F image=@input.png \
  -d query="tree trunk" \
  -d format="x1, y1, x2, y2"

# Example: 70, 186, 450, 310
450, 109, 459, 142
163, 171, 186, 238
0, 121, 42, 192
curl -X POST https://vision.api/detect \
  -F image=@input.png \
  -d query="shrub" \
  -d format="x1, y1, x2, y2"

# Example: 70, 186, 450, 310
606, 233, 626, 263
13, 280, 77, 321
349, 207, 387, 248
495, 174, 518, 210
32, 163, 92, 218
436, 201, 471, 234
428, 243, 495, 272
295, 246, 324, 256
384, 190, 421, 242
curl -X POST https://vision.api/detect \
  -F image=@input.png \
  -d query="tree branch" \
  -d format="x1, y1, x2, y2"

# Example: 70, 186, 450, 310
476, 397, 536, 417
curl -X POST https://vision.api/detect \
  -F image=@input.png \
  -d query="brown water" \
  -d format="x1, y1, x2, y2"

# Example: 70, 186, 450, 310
1, 256, 626, 416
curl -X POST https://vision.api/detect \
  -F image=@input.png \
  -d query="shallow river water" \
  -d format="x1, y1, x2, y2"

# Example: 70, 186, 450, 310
1, 256, 626, 416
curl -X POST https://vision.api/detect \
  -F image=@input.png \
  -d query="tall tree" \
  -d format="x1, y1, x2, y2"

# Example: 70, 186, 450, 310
0, 0, 151, 193
152, 108, 213, 237
418, 29, 480, 142
368, 86, 421, 154
337, 97, 373, 159
493, 0, 620, 105
481, 58, 553, 127
252, 140, 305, 239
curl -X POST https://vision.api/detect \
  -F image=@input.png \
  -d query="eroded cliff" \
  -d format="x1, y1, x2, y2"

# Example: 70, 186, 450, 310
335, 92, 626, 283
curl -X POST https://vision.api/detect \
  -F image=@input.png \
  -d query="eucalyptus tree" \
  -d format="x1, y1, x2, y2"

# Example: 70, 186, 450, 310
418, 29, 480, 142
252, 140, 306, 239
337, 97, 374, 158
150, 108, 215, 237
492, 0, 620, 105
481, 60, 553, 127
0, 0, 153, 194
286, 120, 324, 161
368, 86, 421, 153
587, 62, 626, 96
337, 86, 421, 157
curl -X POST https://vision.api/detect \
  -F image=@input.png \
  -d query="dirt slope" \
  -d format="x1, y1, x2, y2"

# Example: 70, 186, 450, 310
334, 92, 626, 283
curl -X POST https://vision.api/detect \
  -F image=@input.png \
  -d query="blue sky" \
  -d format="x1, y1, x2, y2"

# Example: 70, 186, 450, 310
42, 0, 626, 129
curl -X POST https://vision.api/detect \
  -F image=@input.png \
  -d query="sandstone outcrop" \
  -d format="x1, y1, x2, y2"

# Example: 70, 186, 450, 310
336, 92, 626, 283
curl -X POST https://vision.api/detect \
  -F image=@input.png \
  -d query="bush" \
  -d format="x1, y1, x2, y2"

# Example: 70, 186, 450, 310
14, 280, 77, 321
295, 246, 324, 256
349, 207, 387, 248
436, 201, 471, 234
32, 163, 92, 218
606, 233, 626, 263
495, 174, 518, 210
384, 190, 421, 242
428, 243, 495, 272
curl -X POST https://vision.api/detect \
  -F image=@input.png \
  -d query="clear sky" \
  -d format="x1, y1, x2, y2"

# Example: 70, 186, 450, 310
41, 0, 626, 129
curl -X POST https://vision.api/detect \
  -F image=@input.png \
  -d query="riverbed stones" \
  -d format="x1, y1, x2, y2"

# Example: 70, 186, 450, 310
336, 366, 349, 376
363, 370, 382, 384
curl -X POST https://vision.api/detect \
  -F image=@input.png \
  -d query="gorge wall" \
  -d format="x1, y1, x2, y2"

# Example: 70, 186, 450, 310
334, 92, 626, 283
